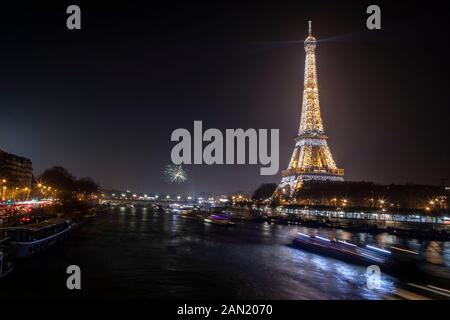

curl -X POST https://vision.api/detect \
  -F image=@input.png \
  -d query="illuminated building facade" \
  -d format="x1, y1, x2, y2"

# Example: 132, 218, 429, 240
276, 22, 344, 198
0, 148, 33, 201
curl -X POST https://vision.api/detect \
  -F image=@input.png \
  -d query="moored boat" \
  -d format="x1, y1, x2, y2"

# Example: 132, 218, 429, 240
0, 237, 14, 278
180, 207, 193, 216
0, 219, 72, 258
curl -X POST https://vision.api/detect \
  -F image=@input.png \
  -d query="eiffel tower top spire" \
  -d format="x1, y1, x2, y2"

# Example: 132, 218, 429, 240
300, 20, 322, 136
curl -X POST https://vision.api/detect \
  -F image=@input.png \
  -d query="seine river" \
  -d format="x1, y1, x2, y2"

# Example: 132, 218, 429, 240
1, 207, 449, 300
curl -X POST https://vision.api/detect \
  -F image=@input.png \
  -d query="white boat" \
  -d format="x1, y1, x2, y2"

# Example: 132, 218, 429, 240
0, 219, 72, 258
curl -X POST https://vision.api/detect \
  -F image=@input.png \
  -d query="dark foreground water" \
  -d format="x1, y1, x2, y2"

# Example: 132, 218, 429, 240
1, 207, 449, 300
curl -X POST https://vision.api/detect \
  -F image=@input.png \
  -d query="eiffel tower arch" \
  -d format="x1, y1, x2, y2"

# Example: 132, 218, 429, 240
275, 21, 344, 199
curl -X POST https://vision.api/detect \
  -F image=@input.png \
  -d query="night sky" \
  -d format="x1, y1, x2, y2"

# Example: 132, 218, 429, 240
1, 1, 449, 195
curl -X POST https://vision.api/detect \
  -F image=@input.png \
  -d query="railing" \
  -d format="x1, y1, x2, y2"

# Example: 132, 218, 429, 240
273, 207, 450, 226
282, 168, 344, 177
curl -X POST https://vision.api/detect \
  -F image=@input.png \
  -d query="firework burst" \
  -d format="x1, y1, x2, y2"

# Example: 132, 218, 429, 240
163, 164, 188, 184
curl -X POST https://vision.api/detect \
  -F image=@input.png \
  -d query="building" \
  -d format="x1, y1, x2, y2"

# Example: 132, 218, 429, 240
275, 22, 344, 198
0, 148, 33, 201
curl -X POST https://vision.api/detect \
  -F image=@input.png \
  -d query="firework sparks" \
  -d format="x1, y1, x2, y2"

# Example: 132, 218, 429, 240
163, 164, 188, 184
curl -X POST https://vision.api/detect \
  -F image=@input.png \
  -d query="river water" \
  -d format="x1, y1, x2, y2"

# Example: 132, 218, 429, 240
1, 207, 449, 300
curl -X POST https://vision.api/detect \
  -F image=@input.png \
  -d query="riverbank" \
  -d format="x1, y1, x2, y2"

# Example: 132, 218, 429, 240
244, 205, 450, 240
265, 215, 450, 240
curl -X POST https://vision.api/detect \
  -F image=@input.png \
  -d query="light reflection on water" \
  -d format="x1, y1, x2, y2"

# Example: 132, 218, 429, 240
0, 207, 448, 300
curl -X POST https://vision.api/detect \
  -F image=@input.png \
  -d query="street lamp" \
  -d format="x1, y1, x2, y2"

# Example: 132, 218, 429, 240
23, 187, 30, 200
1, 186, 6, 201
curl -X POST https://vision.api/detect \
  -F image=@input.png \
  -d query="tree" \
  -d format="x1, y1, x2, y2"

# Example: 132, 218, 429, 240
39, 166, 76, 198
76, 177, 99, 196
252, 183, 278, 200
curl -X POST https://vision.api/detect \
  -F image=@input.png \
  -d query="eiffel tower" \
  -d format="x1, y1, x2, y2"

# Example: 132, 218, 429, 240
276, 21, 344, 198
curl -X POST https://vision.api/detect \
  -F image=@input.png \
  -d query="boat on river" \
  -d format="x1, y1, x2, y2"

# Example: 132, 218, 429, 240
293, 232, 390, 266
0, 251, 14, 278
293, 232, 422, 270
0, 236, 14, 279
180, 207, 194, 216
204, 214, 235, 226
0, 237, 14, 278
0, 219, 72, 258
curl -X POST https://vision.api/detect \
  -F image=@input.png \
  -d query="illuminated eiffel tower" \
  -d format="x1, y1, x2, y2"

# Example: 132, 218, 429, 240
276, 21, 344, 198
